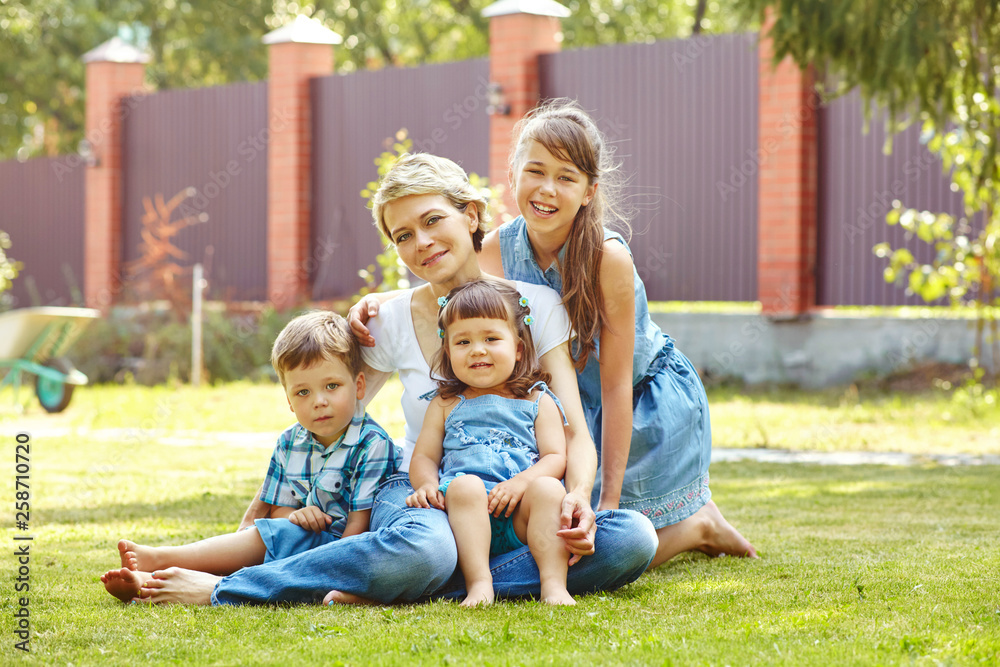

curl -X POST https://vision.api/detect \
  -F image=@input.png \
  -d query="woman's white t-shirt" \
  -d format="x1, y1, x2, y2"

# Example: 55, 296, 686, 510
361, 281, 571, 472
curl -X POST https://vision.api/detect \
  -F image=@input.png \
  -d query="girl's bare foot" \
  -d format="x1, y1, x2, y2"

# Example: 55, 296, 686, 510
100, 567, 148, 603
698, 501, 758, 559
323, 590, 378, 606
540, 587, 576, 606
135, 567, 220, 605
460, 581, 495, 608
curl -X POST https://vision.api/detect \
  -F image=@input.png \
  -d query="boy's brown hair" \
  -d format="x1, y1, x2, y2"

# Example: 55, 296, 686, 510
271, 311, 362, 386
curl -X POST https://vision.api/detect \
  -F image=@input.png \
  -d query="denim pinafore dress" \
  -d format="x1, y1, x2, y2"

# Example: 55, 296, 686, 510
499, 216, 711, 528
432, 381, 567, 490
426, 381, 567, 556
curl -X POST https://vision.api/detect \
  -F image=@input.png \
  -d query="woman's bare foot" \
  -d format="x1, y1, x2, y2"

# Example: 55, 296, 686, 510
323, 590, 378, 606
135, 567, 220, 605
100, 567, 149, 603
460, 580, 495, 608
540, 586, 576, 606
697, 501, 758, 559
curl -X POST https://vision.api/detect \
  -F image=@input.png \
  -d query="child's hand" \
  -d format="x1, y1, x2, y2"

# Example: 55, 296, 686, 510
288, 506, 333, 533
488, 478, 528, 518
406, 485, 445, 510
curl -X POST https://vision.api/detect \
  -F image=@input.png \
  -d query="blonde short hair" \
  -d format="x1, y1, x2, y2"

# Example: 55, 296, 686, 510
371, 153, 491, 251
271, 311, 362, 386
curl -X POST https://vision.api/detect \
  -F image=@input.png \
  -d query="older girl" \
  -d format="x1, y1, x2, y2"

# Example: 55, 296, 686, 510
478, 99, 756, 566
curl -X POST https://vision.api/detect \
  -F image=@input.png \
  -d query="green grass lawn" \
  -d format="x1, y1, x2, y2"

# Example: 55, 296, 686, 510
1, 380, 998, 665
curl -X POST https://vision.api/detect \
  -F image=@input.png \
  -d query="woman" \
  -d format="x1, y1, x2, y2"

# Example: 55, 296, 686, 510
130, 153, 656, 606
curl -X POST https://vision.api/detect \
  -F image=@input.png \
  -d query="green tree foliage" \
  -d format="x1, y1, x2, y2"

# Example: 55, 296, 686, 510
742, 0, 999, 381
0, 231, 21, 299
1, 0, 748, 161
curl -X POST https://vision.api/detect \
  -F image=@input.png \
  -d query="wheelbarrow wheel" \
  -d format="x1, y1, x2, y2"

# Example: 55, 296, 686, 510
35, 358, 76, 413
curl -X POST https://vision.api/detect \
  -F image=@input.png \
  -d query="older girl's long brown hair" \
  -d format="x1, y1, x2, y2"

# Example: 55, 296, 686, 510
511, 100, 628, 372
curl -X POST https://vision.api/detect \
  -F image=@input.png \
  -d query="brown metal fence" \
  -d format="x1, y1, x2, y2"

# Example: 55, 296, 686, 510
5, 37, 978, 310
817, 89, 970, 306
122, 81, 269, 301
539, 33, 760, 302
310, 59, 491, 300
0, 157, 85, 308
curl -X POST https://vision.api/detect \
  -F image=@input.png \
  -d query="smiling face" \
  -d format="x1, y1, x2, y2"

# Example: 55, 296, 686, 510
513, 140, 597, 241
445, 316, 522, 393
383, 193, 481, 287
283, 357, 365, 447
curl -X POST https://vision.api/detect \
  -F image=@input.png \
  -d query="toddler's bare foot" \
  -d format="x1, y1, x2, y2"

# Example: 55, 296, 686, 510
699, 501, 758, 558
323, 590, 377, 606
136, 567, 219, 605
540, 586, 576, 606
460, 581, 494, 608
100, 567, 148, 603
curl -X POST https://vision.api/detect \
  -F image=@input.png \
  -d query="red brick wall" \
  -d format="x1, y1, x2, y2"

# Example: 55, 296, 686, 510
757, 14, 818, 316
84, 61, 146, 310
266, 42, 333, 310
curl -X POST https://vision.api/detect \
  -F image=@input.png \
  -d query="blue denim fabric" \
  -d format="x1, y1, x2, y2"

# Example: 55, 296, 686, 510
499, 217, 667, 385
499, 217, 713, 528
210, 474, 457, 605
437, 383, 561, 489
435, 508, 657, 599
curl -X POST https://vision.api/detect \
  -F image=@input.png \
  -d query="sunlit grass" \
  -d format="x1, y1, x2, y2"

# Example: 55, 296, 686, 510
707, 384, 1000, 455
4, 377, 996, 457
0, 429, 997, 665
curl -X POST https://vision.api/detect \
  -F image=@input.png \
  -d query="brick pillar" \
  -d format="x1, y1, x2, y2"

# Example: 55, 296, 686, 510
483, 0, 570, 218
757, 10, 818, 317
263, 16, 340, 310
82, 38, 148, 310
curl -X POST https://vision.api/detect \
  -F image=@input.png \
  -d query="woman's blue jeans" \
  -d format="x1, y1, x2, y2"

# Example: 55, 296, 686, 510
211, 474, 656, 605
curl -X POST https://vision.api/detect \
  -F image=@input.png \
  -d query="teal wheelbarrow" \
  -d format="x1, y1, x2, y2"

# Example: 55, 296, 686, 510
0, 307, 99, 413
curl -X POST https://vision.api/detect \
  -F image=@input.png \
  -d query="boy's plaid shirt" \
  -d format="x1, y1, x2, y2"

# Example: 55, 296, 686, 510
259, 406, 400, 537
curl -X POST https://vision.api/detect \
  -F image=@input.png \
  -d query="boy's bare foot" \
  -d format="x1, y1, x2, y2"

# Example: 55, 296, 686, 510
323, 590, 378, 606
117, 539, 139, 570
100, 567, 147, 603
118, 538, 155, 570
135, 567, 219, 605
460, 581, 495, 608
698, 501, 758, 558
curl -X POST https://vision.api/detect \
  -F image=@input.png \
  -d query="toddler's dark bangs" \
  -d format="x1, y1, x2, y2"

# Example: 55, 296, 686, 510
444, 287, 512, 329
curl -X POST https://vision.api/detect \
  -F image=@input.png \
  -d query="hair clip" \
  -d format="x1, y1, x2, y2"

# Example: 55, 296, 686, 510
438, 328, 445, 338
518, 296, 530, 308
523, 315, 534, 326
437, 296, 449, 308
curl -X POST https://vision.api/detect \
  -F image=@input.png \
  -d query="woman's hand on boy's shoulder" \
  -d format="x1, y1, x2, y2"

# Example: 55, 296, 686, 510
348, 295, 382, 347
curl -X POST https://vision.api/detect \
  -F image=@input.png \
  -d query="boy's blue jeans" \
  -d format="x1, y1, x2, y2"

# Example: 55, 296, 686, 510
211, 474, 657, 605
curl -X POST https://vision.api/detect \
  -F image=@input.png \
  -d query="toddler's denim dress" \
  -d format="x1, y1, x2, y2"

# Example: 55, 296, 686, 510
499, 217, 712, 528
430, 381, 567, 554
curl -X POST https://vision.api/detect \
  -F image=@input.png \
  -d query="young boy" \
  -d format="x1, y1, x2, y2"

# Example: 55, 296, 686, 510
101, 311, 400, 603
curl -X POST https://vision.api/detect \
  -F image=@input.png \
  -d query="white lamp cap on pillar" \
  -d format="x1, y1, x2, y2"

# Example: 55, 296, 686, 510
82, 37, 151, 64
262, 14, 343, 45
482, 0, 571, 18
